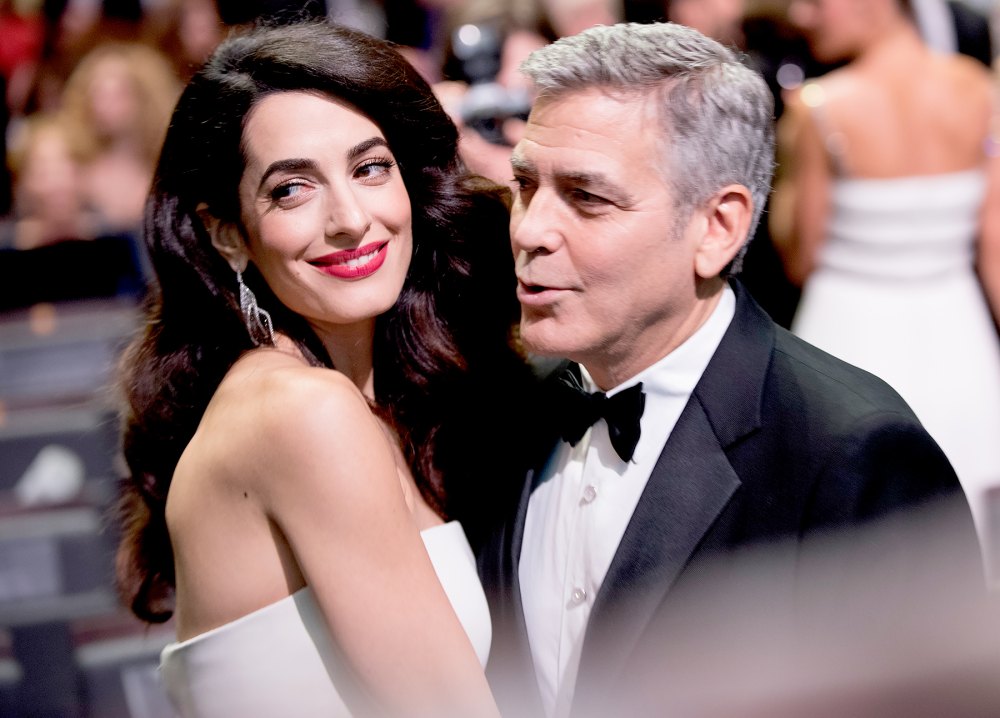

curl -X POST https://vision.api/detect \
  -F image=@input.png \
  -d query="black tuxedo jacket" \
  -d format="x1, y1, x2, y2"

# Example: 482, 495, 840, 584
478, 280, 978, 717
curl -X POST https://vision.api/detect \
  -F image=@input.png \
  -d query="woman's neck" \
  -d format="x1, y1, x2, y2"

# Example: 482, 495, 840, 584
315, 320, 377, 398
854, 15, 925, 70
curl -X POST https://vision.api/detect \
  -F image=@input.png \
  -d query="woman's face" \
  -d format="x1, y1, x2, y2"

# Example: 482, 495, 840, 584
788, 0, 868, 64
670, 0, 746, 47
87, 56, 141, 138
236, 91, 413, 334
20, 125, 84, 219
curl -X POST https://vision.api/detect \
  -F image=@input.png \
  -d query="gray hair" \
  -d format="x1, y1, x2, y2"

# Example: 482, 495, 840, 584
519, 22, 775, 274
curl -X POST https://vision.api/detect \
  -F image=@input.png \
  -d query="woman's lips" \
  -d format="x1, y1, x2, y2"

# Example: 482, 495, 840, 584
310, 241, 389, 279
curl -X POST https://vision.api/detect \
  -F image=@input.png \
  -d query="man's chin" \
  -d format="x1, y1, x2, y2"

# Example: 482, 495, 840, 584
519, 321, 580, 360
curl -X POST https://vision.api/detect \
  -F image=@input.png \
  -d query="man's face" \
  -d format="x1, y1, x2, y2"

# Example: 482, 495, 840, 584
510, 88, 705, 389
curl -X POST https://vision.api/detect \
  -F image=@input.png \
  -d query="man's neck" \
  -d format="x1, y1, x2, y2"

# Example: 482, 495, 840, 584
584, 280, 728, 391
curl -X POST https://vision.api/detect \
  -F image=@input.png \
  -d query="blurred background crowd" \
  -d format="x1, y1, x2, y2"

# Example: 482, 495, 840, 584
0, 0, 997, 715
1, 0, 997, 317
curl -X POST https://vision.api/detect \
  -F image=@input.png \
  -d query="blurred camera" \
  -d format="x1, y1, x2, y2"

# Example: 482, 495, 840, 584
451, 22, 531, 146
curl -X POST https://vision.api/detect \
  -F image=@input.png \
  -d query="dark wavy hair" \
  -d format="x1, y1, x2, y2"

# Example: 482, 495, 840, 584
115, 20, 534, 622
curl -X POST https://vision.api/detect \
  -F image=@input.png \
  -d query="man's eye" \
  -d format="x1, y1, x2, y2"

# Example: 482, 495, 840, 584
572, 188, 609, 205
574, 188, 601, 203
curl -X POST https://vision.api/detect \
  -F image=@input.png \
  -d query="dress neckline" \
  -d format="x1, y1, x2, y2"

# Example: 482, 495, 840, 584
164, 520, 460, 652
835, 167, 985, 185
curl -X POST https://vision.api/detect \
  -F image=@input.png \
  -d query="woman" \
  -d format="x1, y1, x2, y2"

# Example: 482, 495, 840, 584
771, 0, 1000, 580
59, 41, 182, 238
114, 20, 536, 716
2, 112, 98, 249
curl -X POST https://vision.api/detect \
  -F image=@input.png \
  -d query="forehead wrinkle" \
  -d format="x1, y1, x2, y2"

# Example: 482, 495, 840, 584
514, 140, 639, 208
513, 136, 622, 187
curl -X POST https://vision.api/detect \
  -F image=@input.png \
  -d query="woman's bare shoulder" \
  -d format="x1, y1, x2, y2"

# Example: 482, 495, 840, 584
216, 348, 364, 419
192, 348, 386, 491
782, 73, 858, 127
936, 51, 993, 84
919, 53, 992, 109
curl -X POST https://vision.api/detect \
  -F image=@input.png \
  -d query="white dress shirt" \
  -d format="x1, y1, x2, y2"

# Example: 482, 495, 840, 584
519, 287, 736, 718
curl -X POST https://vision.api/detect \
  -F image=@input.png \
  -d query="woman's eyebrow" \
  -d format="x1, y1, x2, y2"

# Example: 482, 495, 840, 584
347, 136, 389, 161
256, 137, 390, 191
257, 158, 316, 190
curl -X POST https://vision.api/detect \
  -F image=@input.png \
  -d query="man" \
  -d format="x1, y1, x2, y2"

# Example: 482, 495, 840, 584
478, 21, 981, 718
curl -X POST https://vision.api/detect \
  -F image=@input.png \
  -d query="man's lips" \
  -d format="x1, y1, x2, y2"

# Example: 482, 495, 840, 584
516, 278, 570, 304
310, 241, 389, 279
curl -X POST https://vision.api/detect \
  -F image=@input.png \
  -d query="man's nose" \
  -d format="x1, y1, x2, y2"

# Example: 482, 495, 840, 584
511, 188, 563, 257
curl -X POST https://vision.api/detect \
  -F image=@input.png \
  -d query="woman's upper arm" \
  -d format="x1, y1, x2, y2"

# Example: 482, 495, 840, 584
247, 369, 498, 717
771, 88, 833, 287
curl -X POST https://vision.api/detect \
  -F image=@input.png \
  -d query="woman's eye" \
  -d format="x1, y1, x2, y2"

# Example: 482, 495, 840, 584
356, 157, 396, 181
270, 182, 306, 204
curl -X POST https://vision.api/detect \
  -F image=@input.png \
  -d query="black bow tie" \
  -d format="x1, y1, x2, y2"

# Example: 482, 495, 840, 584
552, 365, 646, 462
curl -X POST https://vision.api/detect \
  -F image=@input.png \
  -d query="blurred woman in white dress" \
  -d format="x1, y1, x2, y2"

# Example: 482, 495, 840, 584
114, 20, 538, 716
771, 0, 1000, 581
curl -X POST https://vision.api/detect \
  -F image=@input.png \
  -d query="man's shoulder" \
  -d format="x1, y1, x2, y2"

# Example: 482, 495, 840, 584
715, 282, 920, 432
720, 306, 967, 544
766, 322, 919, 423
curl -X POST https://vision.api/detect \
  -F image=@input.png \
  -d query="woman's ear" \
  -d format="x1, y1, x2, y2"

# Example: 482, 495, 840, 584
693, 185, 753, 280
196, 202, 248, 273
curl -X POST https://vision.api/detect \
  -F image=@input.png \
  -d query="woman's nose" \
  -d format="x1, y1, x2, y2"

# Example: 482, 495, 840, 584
326, 190, 372, 240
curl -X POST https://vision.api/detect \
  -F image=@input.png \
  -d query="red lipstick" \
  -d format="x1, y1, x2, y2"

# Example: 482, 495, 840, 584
310, 241, 388, 279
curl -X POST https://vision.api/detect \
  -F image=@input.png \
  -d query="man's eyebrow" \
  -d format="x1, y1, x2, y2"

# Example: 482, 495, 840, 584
510, 154, 535, 176
558, 170, 635, 206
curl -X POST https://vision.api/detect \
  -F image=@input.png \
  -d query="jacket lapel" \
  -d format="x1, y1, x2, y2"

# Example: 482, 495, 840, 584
573, 281, 773, 704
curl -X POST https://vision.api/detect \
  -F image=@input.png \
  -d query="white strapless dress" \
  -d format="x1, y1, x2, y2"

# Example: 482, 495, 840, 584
159, 521, 491, 717
792, 169, 1000, 576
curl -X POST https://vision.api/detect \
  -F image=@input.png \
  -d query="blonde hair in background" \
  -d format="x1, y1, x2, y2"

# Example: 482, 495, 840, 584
58, 41, 182, 167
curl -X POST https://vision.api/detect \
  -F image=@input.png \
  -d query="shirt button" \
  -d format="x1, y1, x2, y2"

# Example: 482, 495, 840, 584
582, 484, 598, 504
570, 587, 587, 605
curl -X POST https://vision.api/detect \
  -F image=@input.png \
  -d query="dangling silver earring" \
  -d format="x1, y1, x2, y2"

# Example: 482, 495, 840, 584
237, 270, 275, 346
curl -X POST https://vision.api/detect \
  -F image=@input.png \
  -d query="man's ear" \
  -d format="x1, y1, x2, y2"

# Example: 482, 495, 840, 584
196, 202, 248, 273
693, 185, 753, 280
